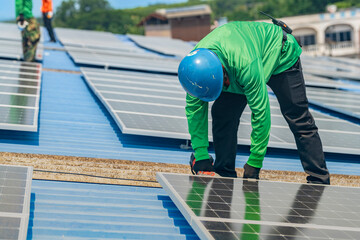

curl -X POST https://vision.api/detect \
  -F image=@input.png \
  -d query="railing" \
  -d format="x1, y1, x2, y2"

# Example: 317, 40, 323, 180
301, 41, 357, 56
325, 41, 354, 49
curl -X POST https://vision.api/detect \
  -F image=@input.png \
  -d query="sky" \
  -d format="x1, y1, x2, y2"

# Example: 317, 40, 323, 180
0, 0, 187, 21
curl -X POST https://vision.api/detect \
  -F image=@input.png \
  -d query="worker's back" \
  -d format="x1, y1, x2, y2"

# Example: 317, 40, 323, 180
41, 0, 52, 13
195, 21, 301, 82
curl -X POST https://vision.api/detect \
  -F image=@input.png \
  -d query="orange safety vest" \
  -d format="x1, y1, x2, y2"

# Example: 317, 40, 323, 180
41, 0, 52, 13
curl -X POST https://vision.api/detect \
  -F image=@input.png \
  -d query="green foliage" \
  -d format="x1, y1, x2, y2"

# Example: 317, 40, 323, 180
53, 0, 360, 34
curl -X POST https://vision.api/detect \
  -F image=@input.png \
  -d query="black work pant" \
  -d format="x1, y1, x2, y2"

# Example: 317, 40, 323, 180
42, 12, 56, 42
211, 59, 330, 184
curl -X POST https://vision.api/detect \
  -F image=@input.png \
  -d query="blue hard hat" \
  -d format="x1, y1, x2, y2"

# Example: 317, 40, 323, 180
178, 48, 223, 102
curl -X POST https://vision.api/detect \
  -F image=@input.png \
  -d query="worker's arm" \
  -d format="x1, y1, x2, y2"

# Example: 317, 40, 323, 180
185, 93, 210, 160
240, 58, 271, 168
15, 0, 24, 15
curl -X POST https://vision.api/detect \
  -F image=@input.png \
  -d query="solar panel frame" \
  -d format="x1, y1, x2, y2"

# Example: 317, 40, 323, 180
157, 172, 360, 240
0, 164, 33, 240
0, 60, 42, 132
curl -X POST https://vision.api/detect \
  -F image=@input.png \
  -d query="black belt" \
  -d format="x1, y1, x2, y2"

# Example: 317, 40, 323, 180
281, 29, 287, 51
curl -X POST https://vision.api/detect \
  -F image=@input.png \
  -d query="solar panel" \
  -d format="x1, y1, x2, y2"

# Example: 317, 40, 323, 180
0, 22, 44, 43
0, 39, 43, 61
68, 46, 180, 73
0, 164, 33, 240
56, 28, 137, 52
0, 23, 23, 41
304, 73, 360, 91
301, 56, 360, 81
127, 34, 194, 57
82, 68, 360, 155
0, 59, 42, 132
328, 57, 360, 68
306, 87, 360, 119
157, 172, 360, 240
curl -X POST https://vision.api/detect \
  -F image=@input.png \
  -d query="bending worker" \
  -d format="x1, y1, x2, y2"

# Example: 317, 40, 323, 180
178, 21, 330, 185
16, 0, 41, 62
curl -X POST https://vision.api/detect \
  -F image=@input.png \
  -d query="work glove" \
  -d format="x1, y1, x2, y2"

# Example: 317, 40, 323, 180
47, 11, 53, 19
17, 14, 28, 31
18, 14, 24, 24
243, 163, 260, 179
189, 153, 215, 175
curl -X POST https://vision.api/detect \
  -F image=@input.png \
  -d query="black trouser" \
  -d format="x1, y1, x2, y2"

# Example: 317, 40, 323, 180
42, 12, 56, 42
211, 59, 330, 184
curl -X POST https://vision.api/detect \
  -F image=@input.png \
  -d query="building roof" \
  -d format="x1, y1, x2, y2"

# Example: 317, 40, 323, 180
139, 4, 212, 25
156, 4, 212, 19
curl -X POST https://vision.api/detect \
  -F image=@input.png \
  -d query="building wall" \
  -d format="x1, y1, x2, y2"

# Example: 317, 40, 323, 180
170, 15, 211, 41
262, 9, 360, 57
144, 24, 172, 38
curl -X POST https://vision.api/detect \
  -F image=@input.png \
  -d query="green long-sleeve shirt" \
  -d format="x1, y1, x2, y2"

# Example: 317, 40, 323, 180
185, 21, 302, 168
16, 0, 33, 19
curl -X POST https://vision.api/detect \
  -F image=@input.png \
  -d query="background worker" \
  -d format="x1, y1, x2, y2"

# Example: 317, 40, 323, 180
178, 21, 330, 185
15, 0, 41, 62
41, 0, 56, 42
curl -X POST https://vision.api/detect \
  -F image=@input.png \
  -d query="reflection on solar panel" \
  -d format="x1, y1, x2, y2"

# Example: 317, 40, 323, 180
127, 34, 194, 57
0, 164, 33, 240
0, 39, 43, 61
0, 59, 42, 131
306, 87, 360, 119
82, 68, 360, 155
157, 173, 360, 240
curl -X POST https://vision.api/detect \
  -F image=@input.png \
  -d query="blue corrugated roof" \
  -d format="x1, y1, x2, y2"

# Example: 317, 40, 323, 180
28, 179, 199, 239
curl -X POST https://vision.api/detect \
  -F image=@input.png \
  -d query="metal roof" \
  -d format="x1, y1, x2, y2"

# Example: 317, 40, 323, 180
0, 26, 359, 240
28, 179, 199, 239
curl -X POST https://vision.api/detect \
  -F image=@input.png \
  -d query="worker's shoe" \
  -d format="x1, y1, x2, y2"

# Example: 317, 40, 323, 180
190, 153, 218, 177
243, 163, 261, 179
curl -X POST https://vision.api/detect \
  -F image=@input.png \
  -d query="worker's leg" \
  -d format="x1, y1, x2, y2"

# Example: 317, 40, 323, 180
211, 92, 247, 177
43, 13, 56, 42
21, 30, 27, 58
23, 18, 40, 62
267, 59, 330, 184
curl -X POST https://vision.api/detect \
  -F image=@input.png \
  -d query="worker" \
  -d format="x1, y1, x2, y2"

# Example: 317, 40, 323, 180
178, 21, 330, 185
41, 0, 56, 42
15, 0, 41, 62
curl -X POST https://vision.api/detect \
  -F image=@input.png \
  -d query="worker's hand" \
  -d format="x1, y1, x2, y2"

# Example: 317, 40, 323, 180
47, 11, 53, 19
17, 14, 25, 25
16, 14, 28, 31
190, 153, 215, 175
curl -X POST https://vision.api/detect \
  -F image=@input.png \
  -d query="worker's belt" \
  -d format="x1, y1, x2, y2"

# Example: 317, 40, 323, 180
281, 29, 287, 51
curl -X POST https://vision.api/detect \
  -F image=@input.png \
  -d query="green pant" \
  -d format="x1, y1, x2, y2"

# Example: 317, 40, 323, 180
21, 17, 40, 62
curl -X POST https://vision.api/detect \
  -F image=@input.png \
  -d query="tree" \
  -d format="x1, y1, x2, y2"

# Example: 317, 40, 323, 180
78, 0, 111, 13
